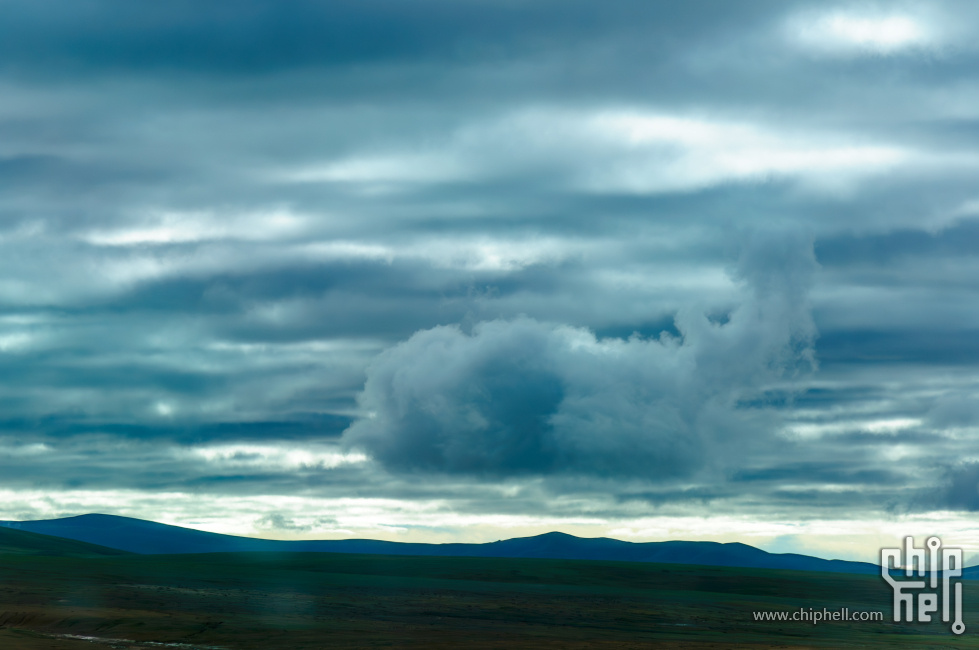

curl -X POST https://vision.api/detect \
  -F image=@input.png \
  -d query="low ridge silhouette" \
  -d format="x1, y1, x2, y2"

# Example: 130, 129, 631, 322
0, 513, 906, 576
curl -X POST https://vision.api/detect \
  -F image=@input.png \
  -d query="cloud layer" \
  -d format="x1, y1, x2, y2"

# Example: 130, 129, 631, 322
0, 0, 978, 559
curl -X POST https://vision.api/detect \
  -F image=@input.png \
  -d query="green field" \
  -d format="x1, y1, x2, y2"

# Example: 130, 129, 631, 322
0, 528, 976, 649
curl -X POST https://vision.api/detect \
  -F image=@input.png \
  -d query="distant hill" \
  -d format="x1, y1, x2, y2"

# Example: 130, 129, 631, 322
0, 524, 132, 557
0, 514, 886, 575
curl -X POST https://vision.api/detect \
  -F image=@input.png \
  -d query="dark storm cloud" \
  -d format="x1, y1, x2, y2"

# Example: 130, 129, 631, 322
817, 219, 979, 267
732, 462, 904, 486
930, 464, 979, 511
0, 0, 786, 77
816, 329, 979, 366
0, 414, 352, 444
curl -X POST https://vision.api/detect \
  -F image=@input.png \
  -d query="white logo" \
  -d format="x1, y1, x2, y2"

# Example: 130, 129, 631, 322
881, 536, 964, 635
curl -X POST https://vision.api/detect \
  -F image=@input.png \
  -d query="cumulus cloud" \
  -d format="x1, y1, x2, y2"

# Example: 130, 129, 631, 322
343, 232, 818, 478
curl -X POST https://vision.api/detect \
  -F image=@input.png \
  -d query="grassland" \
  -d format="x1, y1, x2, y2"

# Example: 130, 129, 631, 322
1, 535, 977, 648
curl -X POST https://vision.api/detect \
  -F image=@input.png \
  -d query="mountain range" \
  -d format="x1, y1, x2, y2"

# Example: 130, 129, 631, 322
7, 514, 979, 579
0, 524, 131, 557
0, 513, 894, 575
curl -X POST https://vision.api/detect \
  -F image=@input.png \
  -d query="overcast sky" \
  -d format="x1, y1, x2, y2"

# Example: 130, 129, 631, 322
2, 0, 979, 562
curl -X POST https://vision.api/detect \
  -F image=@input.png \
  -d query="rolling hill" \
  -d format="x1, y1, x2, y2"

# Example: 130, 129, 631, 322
0, 524, 131, 557
0, 513, 884, 575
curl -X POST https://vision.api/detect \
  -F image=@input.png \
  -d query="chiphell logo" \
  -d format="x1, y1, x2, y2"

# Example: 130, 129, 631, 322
881, 536, 964, 635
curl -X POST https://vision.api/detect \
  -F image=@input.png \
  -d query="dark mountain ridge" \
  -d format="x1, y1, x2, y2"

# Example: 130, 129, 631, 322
0, 513, 892, 576
0, 524, 131, 557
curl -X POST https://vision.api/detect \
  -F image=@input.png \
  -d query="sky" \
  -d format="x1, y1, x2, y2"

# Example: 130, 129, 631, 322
1, 0, 979, 563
